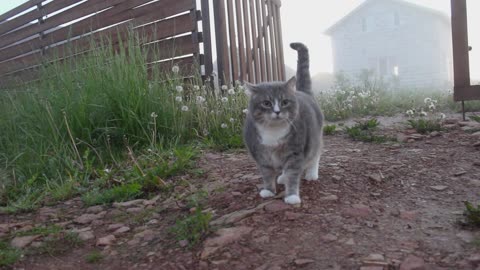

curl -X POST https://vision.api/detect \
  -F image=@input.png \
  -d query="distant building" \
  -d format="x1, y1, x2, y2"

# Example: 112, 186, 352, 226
325, 0, 453, 88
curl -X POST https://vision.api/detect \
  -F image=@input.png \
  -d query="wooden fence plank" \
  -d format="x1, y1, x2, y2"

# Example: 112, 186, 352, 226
0, 0, 43, 23
0, 13, 197, 76
144, 34, 199, 63
0, 0, 126, 49
250, 0, 260, 83
451, 0, 470, 88
261, 0, 271, 81
226, 0, 239, 82
235, 0, 246, 82
274, 2, 285, 80
255, 0, 266, 82
213, 0, 230, 86
267, 0, 277, 81
242, 0, 253, 82
200, 0, 214, 78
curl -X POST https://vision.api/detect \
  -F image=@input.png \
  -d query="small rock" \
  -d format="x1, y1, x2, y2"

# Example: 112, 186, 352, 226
294, 259, 315, 266
397, 133, 408, 143
430, 185, 448, 191
113, 199, 145, 208
364, 253, 385, 262
78, 231, 95, 241
134, 229, 155, 242
360, 267, 384, 270
321, 234, 338, 242
285, 211, 303, 220
113, 226, 130, 235
30, 241, 43, 248
146, 219, 159, 225
264, 201, 291, 213
400, 211, 418, 221
179, 240, 189, 247
0, 224, 9, 233
231, 191, 242, 197
472, 131, 480, 137
204, 227, 252, 248
454, 170, 467, 176
11, 235, 41, 248
345, 238, 355, 245
143, 195, 160, 206
332, 175, 342, 181
96, 235, 116, 246
91, 220, 104, 227
201, 246, 219, 259
468, 254, 480, 265
74, 212, 106, 224
430, 131, 440, 137
399, 255, 425, 270
474, 141, 480, 147
368, 174, 383, 183
457, 231, 475, 243
86, 205, 104, 214
320, 195, 338, 202
107, 223, 125, 231
343, 204, 372, 218
126, 207, 144, 214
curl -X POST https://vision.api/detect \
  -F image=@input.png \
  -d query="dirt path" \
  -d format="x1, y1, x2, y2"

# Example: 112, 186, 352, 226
2, 116, 480, 270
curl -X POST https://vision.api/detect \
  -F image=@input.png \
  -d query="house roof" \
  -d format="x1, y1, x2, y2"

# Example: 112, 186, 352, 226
324, 0, 450, 35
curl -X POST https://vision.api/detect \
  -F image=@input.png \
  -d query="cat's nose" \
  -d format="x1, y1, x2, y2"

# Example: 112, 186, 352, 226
274, 111, 280, 115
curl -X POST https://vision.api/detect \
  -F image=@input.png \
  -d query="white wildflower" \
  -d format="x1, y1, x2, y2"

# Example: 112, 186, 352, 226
203, 129, 209, 136
104, 168, 111, 173
193, 85, 200, 91
228, 88, 235, 95
172, 65, 180, 74
211, 71, 217, 77
176, 85, 183, 93
181, 106, 189, 112
440, 113, 446, 119
175, 96, 182, 102
242, 109, 249, 114
229, 118, 235, 123
428, 103, 436, 110
406, 110, 414, 116
150, 112, 158, 118
424, 97, 432, 104
196, 96, 206, 104
221, 123, 228, 129
221, 85, 228, 91
221, 97, 228, 103
420, 111, 428, 117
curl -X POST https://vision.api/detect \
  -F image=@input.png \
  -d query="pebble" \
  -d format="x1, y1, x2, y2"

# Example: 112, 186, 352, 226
321, 234, 338, 242
96, 235, 116, 246
11, 235, 41, 248
343, 204, 372, 218
113, 226, 131, 235
78, 231, 95, 241
264, 201, 291, 213
430, 185, 448, 191
294, 259, 315, 266
126, 207, 144, 214
320, 195, 338, 202
285, 211, 303, 220
86, 205, 104, 214
399, 255, 426, 270
113, 199, 145, 208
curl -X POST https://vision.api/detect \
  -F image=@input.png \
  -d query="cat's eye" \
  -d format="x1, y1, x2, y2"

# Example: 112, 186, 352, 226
281, 100, 290, 106
262, 101, 272, 107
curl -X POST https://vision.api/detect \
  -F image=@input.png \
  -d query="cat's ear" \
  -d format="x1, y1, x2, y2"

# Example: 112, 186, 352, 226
286, 76, 297, 93
243, 82, 258, 97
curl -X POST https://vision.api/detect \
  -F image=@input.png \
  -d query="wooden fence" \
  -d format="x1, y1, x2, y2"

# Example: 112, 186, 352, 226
0, 0, 285, 88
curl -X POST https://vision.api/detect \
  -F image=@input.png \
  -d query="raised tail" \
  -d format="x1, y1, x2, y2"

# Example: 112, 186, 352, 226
290, 42, 312, 95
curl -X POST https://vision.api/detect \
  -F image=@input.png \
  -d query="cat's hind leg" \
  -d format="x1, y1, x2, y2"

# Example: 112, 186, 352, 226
259, 166, 277, 198
304, 151, 321, 181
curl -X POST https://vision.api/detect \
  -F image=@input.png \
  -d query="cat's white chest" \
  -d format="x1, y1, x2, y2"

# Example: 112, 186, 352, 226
256, 124, 290, 146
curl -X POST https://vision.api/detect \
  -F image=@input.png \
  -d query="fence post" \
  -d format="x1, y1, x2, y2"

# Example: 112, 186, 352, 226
200, 0, 214, 87
213, 0, 230, 89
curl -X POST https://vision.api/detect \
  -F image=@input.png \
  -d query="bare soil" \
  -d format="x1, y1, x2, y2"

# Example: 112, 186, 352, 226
2, 115, 480, 270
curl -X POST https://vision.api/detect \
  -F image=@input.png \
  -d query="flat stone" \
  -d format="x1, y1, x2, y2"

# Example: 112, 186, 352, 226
321, 234, 338, 242
11, 235, 41, 248
457, 231, 475, 243
400, 211, 418, 221
113, 199, 145, 208
264, 200, 291, 213
368, 174, 383, 183
200, 246, 219, 259
360, 267, 384, 270
179, 240, 189, 248
345, 238, 355, 245
113, 226, 130, 235
430, 185, 448, 191
134, 229, 155, 241
320, 195, 338, 202
96, 235, 116, 246
126, 207, 144, 213
78, 231, 95, 241
210, 208, 257, 226
470, 180, 480, 187
143, 195, 160, 206
399, 255, 426, 270
474, 141, 480, 147
468, 254, 480, 265
74, 214, 100, 224
294, 259, 315, 266
86, 205, 104, 214
454, 170, 467, 177
430, 131, 440, 137
204, 226, 252, 248
343, 204, 372, 218
364, 253, 385, 262
107, 223, 125, 231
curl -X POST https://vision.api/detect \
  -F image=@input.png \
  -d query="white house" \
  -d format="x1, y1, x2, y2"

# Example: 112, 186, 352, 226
325, 0, 453, 89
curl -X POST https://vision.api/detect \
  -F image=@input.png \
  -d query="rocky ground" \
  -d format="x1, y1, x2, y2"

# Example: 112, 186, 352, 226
1, 116, 480, 270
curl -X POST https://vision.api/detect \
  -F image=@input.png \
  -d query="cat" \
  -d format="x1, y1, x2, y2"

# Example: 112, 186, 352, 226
243, 42, 324, 205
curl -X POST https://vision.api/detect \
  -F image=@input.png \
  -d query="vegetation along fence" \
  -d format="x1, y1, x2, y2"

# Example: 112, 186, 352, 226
0, 0, 285, 88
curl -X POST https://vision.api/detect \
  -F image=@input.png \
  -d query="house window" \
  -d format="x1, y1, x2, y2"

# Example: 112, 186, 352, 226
394, 11, 400, 26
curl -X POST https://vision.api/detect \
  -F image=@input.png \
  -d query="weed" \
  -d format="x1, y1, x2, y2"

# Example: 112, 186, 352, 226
170, 207, 212, 247
407, 119, 442, 134
323, 124, 337, 135
82, 183, 142, 206
28, 232, 82, 256
470, 115, 480, 123
15, 225, 62, 237
464, 201, 480, 227
0, 241, 21, 267
185, 189, 209, 209
85, 250, 103, 263
345, 119, 392, 143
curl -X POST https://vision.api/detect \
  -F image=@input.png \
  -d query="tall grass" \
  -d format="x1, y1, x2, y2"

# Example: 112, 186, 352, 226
0, 34, 247, 210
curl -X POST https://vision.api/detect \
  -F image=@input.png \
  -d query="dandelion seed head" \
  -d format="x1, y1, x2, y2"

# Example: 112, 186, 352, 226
229, 118, 235, 123
150, 112, 158, 118
193, 85, 200, 91
221, 123, 228, 129
424, 97, 432, 104
228, 89, 235, 95
221, 97, 228, 103
175, 96, 182, 102
181, 105, 189, 112
176, 85, 183, 93
172, 65, 180, 73
242, 109, 249, 114
221, 85, 228, 91
196, 96, 206, 104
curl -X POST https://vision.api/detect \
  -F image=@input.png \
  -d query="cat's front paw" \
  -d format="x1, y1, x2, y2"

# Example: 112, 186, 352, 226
304, 170, 319, 181
259, 189, 275, 198
284, 195, 301, 205
277, 174, 287, 185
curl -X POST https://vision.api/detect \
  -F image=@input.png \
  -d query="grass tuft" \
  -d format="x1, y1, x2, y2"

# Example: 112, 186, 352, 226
0, 241, 21, 267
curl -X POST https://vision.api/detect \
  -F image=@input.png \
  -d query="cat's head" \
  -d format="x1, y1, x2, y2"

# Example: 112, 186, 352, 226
244, 77, 298, 126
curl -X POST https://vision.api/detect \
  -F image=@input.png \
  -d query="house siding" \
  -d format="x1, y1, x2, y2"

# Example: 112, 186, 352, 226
329, 1, 452, 89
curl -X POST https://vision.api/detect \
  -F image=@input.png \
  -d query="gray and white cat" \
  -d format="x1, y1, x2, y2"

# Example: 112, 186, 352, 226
243, 42, 324, 205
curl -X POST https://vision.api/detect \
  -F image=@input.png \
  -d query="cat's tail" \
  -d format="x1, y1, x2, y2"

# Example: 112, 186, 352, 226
290, 42, 312, 95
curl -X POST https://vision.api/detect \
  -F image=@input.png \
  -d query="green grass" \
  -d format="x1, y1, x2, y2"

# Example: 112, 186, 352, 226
470, 115, 480, 123
464, 201, 480, 227
407, 119, 443, 134
170, 207, 212, 248
27, 232, 82, 256
82, 183, 143, 206
85, 250, 104, 263
323, 124, 336, 135
14, 225, 62, 237
344, 118, 393, 143
0, 241, 21, 267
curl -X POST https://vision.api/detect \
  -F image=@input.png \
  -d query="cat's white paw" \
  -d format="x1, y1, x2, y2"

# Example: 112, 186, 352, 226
304, 170, 319, 181
259, 189, 275, 198
284, 195, 301, 205
277, 174, 287, 185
